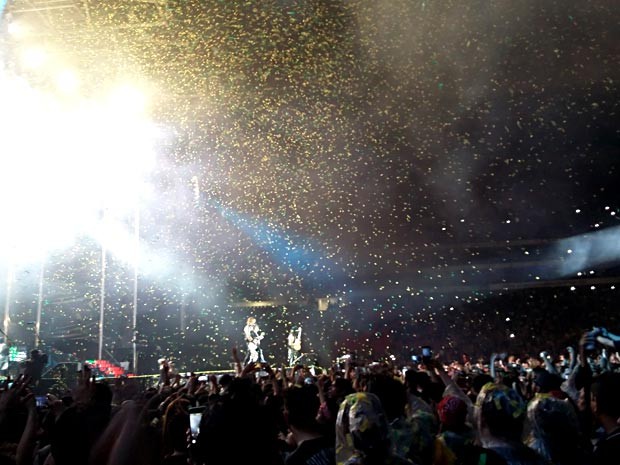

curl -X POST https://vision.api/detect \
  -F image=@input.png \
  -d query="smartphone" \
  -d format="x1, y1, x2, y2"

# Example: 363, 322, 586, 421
421, 346, 432, 363
189, 406, 205, 439
35, 395, 47, 408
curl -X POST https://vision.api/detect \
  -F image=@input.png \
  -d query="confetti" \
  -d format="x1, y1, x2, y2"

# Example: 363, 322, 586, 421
0, 0, 617, 372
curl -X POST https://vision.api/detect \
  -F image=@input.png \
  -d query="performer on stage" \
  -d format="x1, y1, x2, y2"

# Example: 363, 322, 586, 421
243, 317, 265, 364
287, 325, 302, 366
0, 337, 11, 377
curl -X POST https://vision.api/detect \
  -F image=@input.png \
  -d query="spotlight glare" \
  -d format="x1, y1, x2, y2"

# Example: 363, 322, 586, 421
0, 73, 157, 263
8, 21, 27, 37
55, 69, 80, 94
107, 84, 149, 116
20, 47, 48, 69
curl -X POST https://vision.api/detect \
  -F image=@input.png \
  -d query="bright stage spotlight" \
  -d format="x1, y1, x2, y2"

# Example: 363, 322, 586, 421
54, 69, 80, 95
0, 73, 158, 264
7, 20, 27, 38
20, 47, 48, 69
107, 83, 149, 116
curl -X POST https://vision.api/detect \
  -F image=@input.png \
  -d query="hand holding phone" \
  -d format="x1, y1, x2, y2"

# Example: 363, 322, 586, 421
189, 406, 205, 438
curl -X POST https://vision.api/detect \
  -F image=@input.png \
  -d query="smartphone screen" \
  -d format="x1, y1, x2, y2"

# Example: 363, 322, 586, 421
189, 413, 202, 438
421, 346, 432, 357
36, 396, 47, 408
189, 406, 205, 438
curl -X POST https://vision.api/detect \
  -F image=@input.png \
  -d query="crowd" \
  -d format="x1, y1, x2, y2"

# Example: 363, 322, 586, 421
0, 328, 619, 465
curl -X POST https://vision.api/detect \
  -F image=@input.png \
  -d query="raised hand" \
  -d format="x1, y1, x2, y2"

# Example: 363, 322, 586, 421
185, 372, 198, 394
46, 393, 66, 417
73, 365, 96, 406
0, 375, 31, 412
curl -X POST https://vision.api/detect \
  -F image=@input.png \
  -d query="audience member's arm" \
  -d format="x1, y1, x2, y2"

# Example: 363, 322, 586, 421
425, 363, 441, 385
489, 353, 497, 380
208, 375, 218, 395
567, 346, 577, 372
46, 393, 67, 419
432, 359, 472, 407
185, 372, 198, 395
343, 359, 351, 381
158, 390, 182, 415
264, 363, 280, 396
16, 390, 37, 465
291, 365, 304, 386
170, 374, 182, 390
600, 348, 611, 372
231, 346, 242, 376
561, 360, 581, 404
592, 327, 620, 351
317, 375, 327, 405
98, 395, 164, 465
240, 361, 259, 379
0, 376, 31, 430
578, 332, 594, 412
540, 351, 558, 374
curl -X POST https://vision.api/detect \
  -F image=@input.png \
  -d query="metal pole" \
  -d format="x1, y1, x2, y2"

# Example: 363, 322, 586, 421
132, 204, 139, 374
35, 259, 45, 348
3, 260, 13, 338
98, 244, 106, 361
180, 294, 186, 334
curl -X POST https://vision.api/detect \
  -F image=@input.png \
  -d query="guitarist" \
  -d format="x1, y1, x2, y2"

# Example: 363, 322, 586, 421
287, 325, 302, 366
243, 316, 265, 364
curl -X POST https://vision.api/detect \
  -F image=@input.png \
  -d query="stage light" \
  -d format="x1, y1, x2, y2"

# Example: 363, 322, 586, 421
7, 20, 27, 38
0, 72, 157, 264
91, 219, 138, 266
107, 83, 149, 116
555, 226, 620, 277
20, 47, 48, 69
54, 69, 80, 94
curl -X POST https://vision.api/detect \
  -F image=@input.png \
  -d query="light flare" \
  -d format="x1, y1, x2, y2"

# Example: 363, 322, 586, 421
0, 73, 157, 263
19, 47, 48, 69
